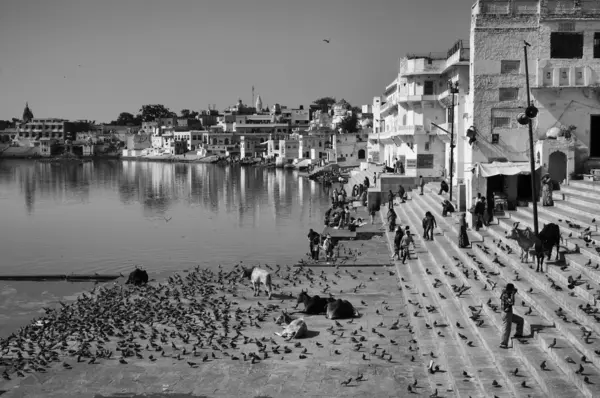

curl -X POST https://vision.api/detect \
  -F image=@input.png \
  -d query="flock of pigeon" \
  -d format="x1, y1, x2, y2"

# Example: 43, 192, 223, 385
0, 261, 440, 396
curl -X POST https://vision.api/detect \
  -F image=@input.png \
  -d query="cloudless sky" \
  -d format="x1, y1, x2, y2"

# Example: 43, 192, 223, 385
0, 0, 475, 123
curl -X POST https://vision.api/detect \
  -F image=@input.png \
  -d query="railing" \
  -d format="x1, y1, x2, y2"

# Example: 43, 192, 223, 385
546, 0, 577, 13
483, 1, 510, 14
514, 1, 539, 14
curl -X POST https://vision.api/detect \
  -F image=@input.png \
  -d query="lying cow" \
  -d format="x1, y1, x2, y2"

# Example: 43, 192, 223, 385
125, 268, 149, 286
275, 318, 308, 340
295, 290, 332, 314
325, 299, 360, 320
240, 266, 273, 299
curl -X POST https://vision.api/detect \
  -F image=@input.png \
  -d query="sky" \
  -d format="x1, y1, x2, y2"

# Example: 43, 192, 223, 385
0, 0, 475, 123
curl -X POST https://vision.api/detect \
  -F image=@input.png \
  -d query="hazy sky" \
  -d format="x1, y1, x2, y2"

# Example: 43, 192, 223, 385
0, 0, 474, 123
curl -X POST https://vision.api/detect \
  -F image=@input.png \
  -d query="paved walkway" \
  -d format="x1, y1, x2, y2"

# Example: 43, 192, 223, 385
0, 207, 447, 398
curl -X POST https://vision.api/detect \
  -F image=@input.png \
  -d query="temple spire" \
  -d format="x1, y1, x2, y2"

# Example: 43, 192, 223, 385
22, 102, 34, 123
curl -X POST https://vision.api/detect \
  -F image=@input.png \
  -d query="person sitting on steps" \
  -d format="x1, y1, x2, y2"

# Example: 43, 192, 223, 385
438, 179, 449, 195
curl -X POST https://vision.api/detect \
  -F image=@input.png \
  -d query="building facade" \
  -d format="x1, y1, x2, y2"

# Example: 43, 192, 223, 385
463, 0, 600, 214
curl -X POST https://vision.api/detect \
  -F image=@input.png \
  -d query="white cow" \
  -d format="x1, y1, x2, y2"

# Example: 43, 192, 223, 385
240, 266, 273, 299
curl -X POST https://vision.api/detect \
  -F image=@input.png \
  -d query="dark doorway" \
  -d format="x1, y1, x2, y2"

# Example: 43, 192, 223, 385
548, 151, 567, 183
358, 149, 366, 159
517, 174, 533, 201
487, 174, 505, 195
591, 115, 600, 157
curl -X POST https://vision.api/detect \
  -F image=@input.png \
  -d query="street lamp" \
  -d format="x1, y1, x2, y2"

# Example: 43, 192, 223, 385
516, 41, 540, 236
448, 81, 459, 202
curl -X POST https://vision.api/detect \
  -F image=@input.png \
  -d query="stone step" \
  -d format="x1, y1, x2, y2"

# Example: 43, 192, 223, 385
515, 205, 600, 248
491, 215, 600, 302
534, 331, 600, 398
384, 213, 512, 397
520, 198, 599, 239
396, 196, 573, 397
409, 192, 600, 373
508, 210, 600, 287
385, 253, 470, 395
555, 190, 600, 211
381, 254, 459, 393
553, 197, 599, 222
560, 184, 600, 202
569, 180, 600, 194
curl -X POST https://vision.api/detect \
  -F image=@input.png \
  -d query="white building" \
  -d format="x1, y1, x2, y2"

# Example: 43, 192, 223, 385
463, 0, 600, 214
369, 40, 470, 179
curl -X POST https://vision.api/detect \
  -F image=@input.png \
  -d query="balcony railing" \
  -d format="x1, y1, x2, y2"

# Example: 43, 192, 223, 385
514, 1, 539, 14
483, 1, 510, 14
546, 0, 577, 14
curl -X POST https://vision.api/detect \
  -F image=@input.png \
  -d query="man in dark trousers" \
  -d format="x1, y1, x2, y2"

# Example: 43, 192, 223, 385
474, 196, 486, 231
393, 226, 404, 260
419, 175, 425, 195
500, 283, 524, 348
438, 180, 449, 195
387, 190, 395, 209
397, 185, 407, 203
307, 229, 321, 260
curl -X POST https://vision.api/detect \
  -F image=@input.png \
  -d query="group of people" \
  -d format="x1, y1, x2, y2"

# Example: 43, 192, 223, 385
307, 229, 335, 262
324, 204, 361, 231
392, 225, 415, 264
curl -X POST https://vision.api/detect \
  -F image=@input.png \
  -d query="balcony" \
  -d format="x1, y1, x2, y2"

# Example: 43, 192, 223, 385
397, 94, 438, 104
534, 65, 598, 88
542, 0, 600, 17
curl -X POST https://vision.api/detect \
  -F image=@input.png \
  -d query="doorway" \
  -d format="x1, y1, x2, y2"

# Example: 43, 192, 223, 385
548, 151, 567, 184
591, 115, 600, 157
517, 174, 533, 201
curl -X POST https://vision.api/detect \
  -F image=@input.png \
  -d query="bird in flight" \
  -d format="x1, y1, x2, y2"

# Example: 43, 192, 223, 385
323, 39, 330, 43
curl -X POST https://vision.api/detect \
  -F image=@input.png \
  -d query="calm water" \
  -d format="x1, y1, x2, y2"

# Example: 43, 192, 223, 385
0, 159, 330, 335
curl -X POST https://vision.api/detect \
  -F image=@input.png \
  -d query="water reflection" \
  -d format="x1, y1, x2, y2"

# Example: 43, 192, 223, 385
0, 159, 330, 276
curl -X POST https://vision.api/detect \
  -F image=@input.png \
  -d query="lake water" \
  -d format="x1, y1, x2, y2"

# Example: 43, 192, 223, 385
0, 159, 330, 336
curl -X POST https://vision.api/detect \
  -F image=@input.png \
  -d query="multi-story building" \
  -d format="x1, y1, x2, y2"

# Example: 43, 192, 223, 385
463, 0, 600, 214
370, 39, 470, 179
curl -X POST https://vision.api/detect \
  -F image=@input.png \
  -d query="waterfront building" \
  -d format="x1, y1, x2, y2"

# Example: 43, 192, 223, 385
369, 40, 470, 179
197, 131, 240, 157
462, 0, 600, 215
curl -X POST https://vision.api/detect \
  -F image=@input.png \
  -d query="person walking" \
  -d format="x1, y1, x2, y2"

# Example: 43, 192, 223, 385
397, 185, 407, 203
387, 207, 397, 232
323, 234, 334, 262
474, 196, 486, 231
419, 175, 425, 195
438, 180, 449, 195
331, 188, 338, 206
393, 226, 404, 260
400, 230, 415, 264
541, 173, 554, 207
364, 176, 370, 189
500, 283, 524, 348
368, 200, 378, 225
387, 189, 395, 210
423, 211, 437, 241
307, 229, 320, 260
458, 213, 470, 248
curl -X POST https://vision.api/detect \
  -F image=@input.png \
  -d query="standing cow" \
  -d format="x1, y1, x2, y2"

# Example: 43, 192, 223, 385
240, 266, 273, 299
506, 222, 560, 272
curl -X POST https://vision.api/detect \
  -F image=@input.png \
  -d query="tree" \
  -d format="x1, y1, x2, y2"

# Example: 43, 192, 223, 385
115, 112, 136, 125
180, 109, 200, 119
312, 97, 336, 111
339, 112, 359, 134
139, 104, 177, 122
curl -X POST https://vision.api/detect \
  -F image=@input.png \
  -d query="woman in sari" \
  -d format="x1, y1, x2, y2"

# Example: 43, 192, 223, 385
387, 207, 397, 232
458, 213, 470, 248
541, 173, 554, 206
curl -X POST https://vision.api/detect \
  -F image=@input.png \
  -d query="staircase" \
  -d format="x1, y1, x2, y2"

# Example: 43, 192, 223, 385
379, 179, 600, 397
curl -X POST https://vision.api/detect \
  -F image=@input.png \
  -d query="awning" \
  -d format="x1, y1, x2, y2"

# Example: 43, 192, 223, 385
475, 161, 540, 177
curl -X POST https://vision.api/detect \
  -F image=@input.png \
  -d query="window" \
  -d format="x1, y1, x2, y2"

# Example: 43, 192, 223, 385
500, 60, 520, 74
594, 32, 600, 59
558, 22, 575, 32
493, 117, 511, 128
499, 88, 519, 101
492, 133, 500, 144
550, 32, 583, 58
424, 81, 434, 95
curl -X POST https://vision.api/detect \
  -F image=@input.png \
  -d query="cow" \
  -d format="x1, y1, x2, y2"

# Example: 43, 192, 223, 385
295, 290, 332, 314
325, 299, 360, 320
240, 266, 273, 299
506, 222, 545, 272
538, 223, 562, 261
275, 318, 308, 340
125, 268, 149, 286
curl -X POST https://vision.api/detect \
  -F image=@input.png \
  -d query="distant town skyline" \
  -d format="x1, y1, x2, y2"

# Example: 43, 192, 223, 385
0, 0, 474, 122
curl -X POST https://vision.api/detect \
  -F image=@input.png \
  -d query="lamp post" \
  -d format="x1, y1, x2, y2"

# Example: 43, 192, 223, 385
517, 41, 540, 236
448, 81, 460, 202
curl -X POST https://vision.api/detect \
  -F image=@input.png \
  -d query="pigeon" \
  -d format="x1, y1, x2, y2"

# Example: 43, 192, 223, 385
548, 338, 557, 349
540, 360, 547, 370
341, 377, 352, 386
323, 39, 331, 43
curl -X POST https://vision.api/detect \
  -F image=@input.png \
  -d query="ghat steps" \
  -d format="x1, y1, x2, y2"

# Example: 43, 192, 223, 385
380, 180, 600, 397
